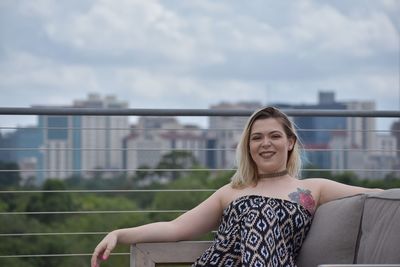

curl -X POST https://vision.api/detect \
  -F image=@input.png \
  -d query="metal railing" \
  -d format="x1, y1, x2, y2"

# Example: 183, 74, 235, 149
0, 107, 399, 265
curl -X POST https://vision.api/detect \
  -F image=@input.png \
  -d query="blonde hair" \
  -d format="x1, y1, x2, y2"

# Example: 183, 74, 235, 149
231, 107, 301, 188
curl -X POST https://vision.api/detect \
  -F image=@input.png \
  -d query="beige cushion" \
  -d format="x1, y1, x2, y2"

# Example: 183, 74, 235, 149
296, 194, 366, 267
356, 189, 400, 263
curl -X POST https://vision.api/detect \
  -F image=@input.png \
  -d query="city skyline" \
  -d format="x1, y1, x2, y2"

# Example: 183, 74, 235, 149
1, 92, 397, 184
0, 91, 397, 132
1, 1, 399, 129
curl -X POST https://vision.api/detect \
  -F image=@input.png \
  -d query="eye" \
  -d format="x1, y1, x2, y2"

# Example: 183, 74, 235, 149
250, 135, 262, 141
271, 134, 281, 139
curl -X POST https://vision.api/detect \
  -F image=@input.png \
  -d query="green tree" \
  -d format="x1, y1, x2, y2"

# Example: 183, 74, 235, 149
133, 164, 152, 186
26, 179, 78, 223
331, 171, 359, 185
0, 161, 21, 188
156, 151, 198, 181
0, 213, 45, 266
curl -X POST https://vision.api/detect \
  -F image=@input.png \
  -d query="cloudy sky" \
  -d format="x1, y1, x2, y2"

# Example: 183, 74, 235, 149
0, 0, 399, 129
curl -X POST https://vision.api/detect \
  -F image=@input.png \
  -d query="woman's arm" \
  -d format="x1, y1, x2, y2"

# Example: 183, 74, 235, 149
119, 189, 223, 243
312, 178, 382, 206
91, 188, 224, 267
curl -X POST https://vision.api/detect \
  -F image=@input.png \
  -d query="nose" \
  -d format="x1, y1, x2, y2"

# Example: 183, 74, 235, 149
261, 136, 271, 147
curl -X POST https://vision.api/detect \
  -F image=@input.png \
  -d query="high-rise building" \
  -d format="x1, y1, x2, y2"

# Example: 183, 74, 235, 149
276, 91, 376, 173
73, 94, 129, 178
39, 114, 74, 180
0, 126, 42, 183
345, 101, 376, 151
39, 93, 129, 180
367, 133, 398, 178
329, 131, 368, 178
276, 91, 347, 145
391, 120, 400, 157
387, 120, 400, 177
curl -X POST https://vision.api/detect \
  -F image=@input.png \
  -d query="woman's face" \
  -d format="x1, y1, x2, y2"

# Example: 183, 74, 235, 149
249, 117, 294, 174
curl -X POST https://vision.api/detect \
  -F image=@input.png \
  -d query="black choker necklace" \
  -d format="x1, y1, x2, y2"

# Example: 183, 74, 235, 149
258, 169, 288, 179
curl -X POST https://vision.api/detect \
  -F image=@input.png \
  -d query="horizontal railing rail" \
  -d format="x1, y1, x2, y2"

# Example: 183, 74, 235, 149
0, 210, 178, 217
0, 168, 396, 173
0, 147, 398, 152
1, 107, 399, 117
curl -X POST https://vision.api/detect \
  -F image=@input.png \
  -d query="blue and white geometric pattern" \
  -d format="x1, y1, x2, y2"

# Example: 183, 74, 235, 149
193, 195, 313, 267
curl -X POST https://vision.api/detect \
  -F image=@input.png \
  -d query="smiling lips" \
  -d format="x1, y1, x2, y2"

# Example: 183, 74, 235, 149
259, 151, 276, 159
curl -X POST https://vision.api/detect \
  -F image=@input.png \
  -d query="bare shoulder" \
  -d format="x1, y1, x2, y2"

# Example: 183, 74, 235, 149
216, 183, 243, 207
215, 183, 234, 196
299, 177, 333, 193
294, 178, 325, 196
300, 177, 328, 187
302, 177, 382, 205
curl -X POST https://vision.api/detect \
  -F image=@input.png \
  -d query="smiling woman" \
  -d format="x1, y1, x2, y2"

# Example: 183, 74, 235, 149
232, 107, 300, 188
91, 106, 382, 267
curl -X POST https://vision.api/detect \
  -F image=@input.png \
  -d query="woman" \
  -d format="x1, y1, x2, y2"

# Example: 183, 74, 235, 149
91, 107, 381, 267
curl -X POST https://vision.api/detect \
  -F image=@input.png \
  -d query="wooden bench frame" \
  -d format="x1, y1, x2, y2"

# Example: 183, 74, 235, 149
130, 241, 212, 267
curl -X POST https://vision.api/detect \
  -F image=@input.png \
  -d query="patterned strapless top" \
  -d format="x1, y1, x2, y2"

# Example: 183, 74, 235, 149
193, 195, 313, 267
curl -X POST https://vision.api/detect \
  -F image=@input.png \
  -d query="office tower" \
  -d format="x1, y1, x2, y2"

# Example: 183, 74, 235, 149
73, 94, 129, 178
0, 126, 42, 183
40, 94, 129, 180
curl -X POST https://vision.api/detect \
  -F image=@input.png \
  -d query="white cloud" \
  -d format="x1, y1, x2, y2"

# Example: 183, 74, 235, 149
0, 0, 398, 131
289, 2, 398, 57
40, 0, 289, 65
44, 0, 203, 63
109, 66, 267, 109
0, 51, 100, 106
382, 0, 400, 11
18, 0, 57, 18
203, 16, 287, 54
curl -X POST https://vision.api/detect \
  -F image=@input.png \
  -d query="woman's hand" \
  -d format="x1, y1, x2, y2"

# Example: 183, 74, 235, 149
91, 231, 118, 267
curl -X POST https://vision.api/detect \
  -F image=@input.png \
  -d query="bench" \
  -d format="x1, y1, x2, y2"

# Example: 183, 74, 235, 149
131, 189, 400, 267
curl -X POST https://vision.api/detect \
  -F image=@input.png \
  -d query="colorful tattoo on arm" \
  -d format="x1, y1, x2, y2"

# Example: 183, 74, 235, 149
288, 188, 316, 214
